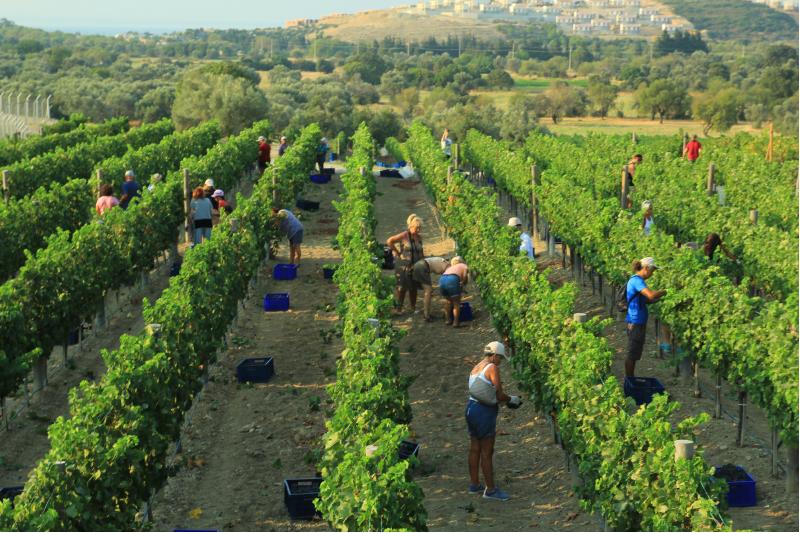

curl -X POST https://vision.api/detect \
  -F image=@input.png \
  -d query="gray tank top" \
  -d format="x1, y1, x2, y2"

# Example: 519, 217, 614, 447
468, 363, 497, 406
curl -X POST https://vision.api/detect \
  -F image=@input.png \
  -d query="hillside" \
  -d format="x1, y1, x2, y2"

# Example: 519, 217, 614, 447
661, 0, 799, 41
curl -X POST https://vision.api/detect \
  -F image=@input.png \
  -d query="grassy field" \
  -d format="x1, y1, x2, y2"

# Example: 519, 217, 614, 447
513, 77, 589, 90
544, 116, 761, 136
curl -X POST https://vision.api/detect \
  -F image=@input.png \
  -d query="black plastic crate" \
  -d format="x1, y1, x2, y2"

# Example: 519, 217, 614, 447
623, 376, 665, 405
295, 199, 320, 211
0, 486, 23, 506
236, 357, 275, 383
284, 478, 322, 520
399, 440, 420, 461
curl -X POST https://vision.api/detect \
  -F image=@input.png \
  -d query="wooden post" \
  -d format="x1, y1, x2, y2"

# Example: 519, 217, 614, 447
453, 143, 459, 170
530, 164, 539, 238
620, 166, 628, 209
706, 164, 715, 195
787, 444, 799, 494
271, 169, 278, 205
771, 429, 780, 478
693, 357, 701, 397
767, 122, 774, 162
749, 209, 758, 225
182, 169, 191, 244
1, 169, 8, 203
631, 132, 638, 144
674, 440, 695, 460
573, 313, 588, 324
33, 354, 48, 391
682, 132, 688, 156
714, 373, 722, 419
96, 169, 103, 199
736, 389, 746, 447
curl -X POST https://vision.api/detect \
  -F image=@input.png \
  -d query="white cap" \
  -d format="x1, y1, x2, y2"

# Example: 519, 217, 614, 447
321, 137, 327, 142
508, 217, 522, 227
258, 136, 266, 142
125, 170, 135, 178
641, 200, 653, 211
212, 189, 224, 198
204, 179, 215, 187
280, 136, 287, 141
484, 341, 508, 359
641, 257, 658, 270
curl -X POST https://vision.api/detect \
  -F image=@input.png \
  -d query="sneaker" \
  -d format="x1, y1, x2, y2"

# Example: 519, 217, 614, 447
483, 488, 510, 501
468, 484, 485, 494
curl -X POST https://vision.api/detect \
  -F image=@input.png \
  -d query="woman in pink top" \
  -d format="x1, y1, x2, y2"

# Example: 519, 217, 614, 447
95, 183, 120, 216
440, 256, 469, 327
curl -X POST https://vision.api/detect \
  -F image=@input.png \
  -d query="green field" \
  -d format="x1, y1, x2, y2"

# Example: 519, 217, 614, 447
513, 77, 589, 91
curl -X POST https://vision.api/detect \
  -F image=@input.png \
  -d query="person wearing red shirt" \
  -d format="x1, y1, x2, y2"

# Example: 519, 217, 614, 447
684, 135, 702, 162
257, 136, 271, 174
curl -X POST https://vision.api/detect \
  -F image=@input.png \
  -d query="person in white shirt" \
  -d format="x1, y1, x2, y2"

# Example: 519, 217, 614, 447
508, 217, 535, 260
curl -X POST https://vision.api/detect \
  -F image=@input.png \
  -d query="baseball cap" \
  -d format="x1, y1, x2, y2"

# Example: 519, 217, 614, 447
507, 217, 522, 227
125, 170, 135, 178
280, 136, 287, 141
641, 257, 658, 270
204, 179, 215, 187
258, 136, 266, 142
484, 341, 508, 360
321, 137, 327, 142
212, 189, 224, 198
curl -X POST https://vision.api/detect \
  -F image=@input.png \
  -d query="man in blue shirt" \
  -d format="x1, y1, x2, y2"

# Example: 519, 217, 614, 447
625, 257, 666, 377
119, 170, 141, 210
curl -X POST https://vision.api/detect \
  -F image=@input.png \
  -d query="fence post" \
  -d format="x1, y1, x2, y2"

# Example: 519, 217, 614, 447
674, 440, 695, 460
573, 313, 588, 324
706, 163, 715, 195
714, 372, 722, 419
749, 209, 758, 225
183, 169, 191, 244
1, 170, 8, 203
736, 389, 747, 447
33, 354, 48, 391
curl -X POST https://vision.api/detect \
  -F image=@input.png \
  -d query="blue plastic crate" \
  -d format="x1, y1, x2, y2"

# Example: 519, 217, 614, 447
623, 376, 665, 405
376, 161, 388, 168
236, 357, 275, 383
284, 478, 322, 520
264, 293, 290, 312
393, 160, 407, 168
68, 327, 80, 345
295, 199, 320, 211
273, 264, 298, 281
329, 153, 337, 162
310, 174, 331, 184
448, 302, 473, 322
170, 261, 182, 277
487, 177, 497, 187
399, 440, 420, 461
715, 465, 757, 507
323, 267, 337, 279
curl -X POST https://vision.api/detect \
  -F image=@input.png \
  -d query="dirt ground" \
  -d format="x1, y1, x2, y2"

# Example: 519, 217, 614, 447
151, 164, 600, 531
490, 190, 798, 532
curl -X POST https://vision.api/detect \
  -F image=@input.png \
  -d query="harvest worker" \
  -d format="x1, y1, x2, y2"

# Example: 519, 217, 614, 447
387, 215, 424, 314
641, 200, 655, 236
703, 232, 736, 262
147, 173, 163, 192
508, 217, 534, 260
258, 136, 271, 174
119, 170, 141, 210
683, 134, 702, 162
623, 154, 642, 208
465, 341, 520, 502
625, 257, 666, 377
272, 207, 304, 265
190, 186, 213, 245
410, 256, 449, 321
441, 128, 453, 158
441, 256, 469, 328
278, 136, 289, 157
95, 183, 119, 215
203, 179, 218, 209
316, 137, 329, 174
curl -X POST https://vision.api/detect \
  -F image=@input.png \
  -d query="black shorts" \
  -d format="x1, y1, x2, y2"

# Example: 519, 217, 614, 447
626, 323, 646, 362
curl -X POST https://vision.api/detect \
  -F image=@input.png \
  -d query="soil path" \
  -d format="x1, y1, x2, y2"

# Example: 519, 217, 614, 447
490, 190, 798, 532
373, 175, 594, 531
151, 167, 343, 532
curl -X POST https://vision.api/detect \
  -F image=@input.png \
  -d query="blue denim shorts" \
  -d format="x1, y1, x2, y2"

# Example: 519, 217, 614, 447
289, 229, 304, 246
440, 274, 462, 298
465, 399, 498, 439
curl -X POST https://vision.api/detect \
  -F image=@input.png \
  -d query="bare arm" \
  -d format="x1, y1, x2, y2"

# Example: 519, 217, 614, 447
386, 231, 407, 257
484, 364, 511, 404
640, 287, 666, 303
720, 243, 737, 261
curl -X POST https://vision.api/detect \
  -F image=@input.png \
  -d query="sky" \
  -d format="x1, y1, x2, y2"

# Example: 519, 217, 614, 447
1, 0, 405, 34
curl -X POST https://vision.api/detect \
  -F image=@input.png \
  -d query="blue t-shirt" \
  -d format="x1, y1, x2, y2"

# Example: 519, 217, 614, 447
120, 180, 141, 209
626, 275, 648, 325
278, 209, 303, 239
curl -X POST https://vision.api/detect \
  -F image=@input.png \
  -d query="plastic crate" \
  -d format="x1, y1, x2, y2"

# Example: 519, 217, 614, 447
264, 293, 290, 312
715, 466, 757, 507
273, 264, 298, 281
322, 168, 336, 176
399, 440, 420, 461
381, 246, 395, 270
376, 161, 388, 168
310, 174, 331, 184
170, 261, 182, 277
295, 199, 320, 211
448, 302, 473, 322
236, 357, 275, 383
487, 177, 497, 187
393, 160, 407, 168
0, 486, 23, 506
284, 478, 322, 520
323, 267, 337, 279
623, 376, 665, 405
329, 153, 337, 162
68, 327, 80, 345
